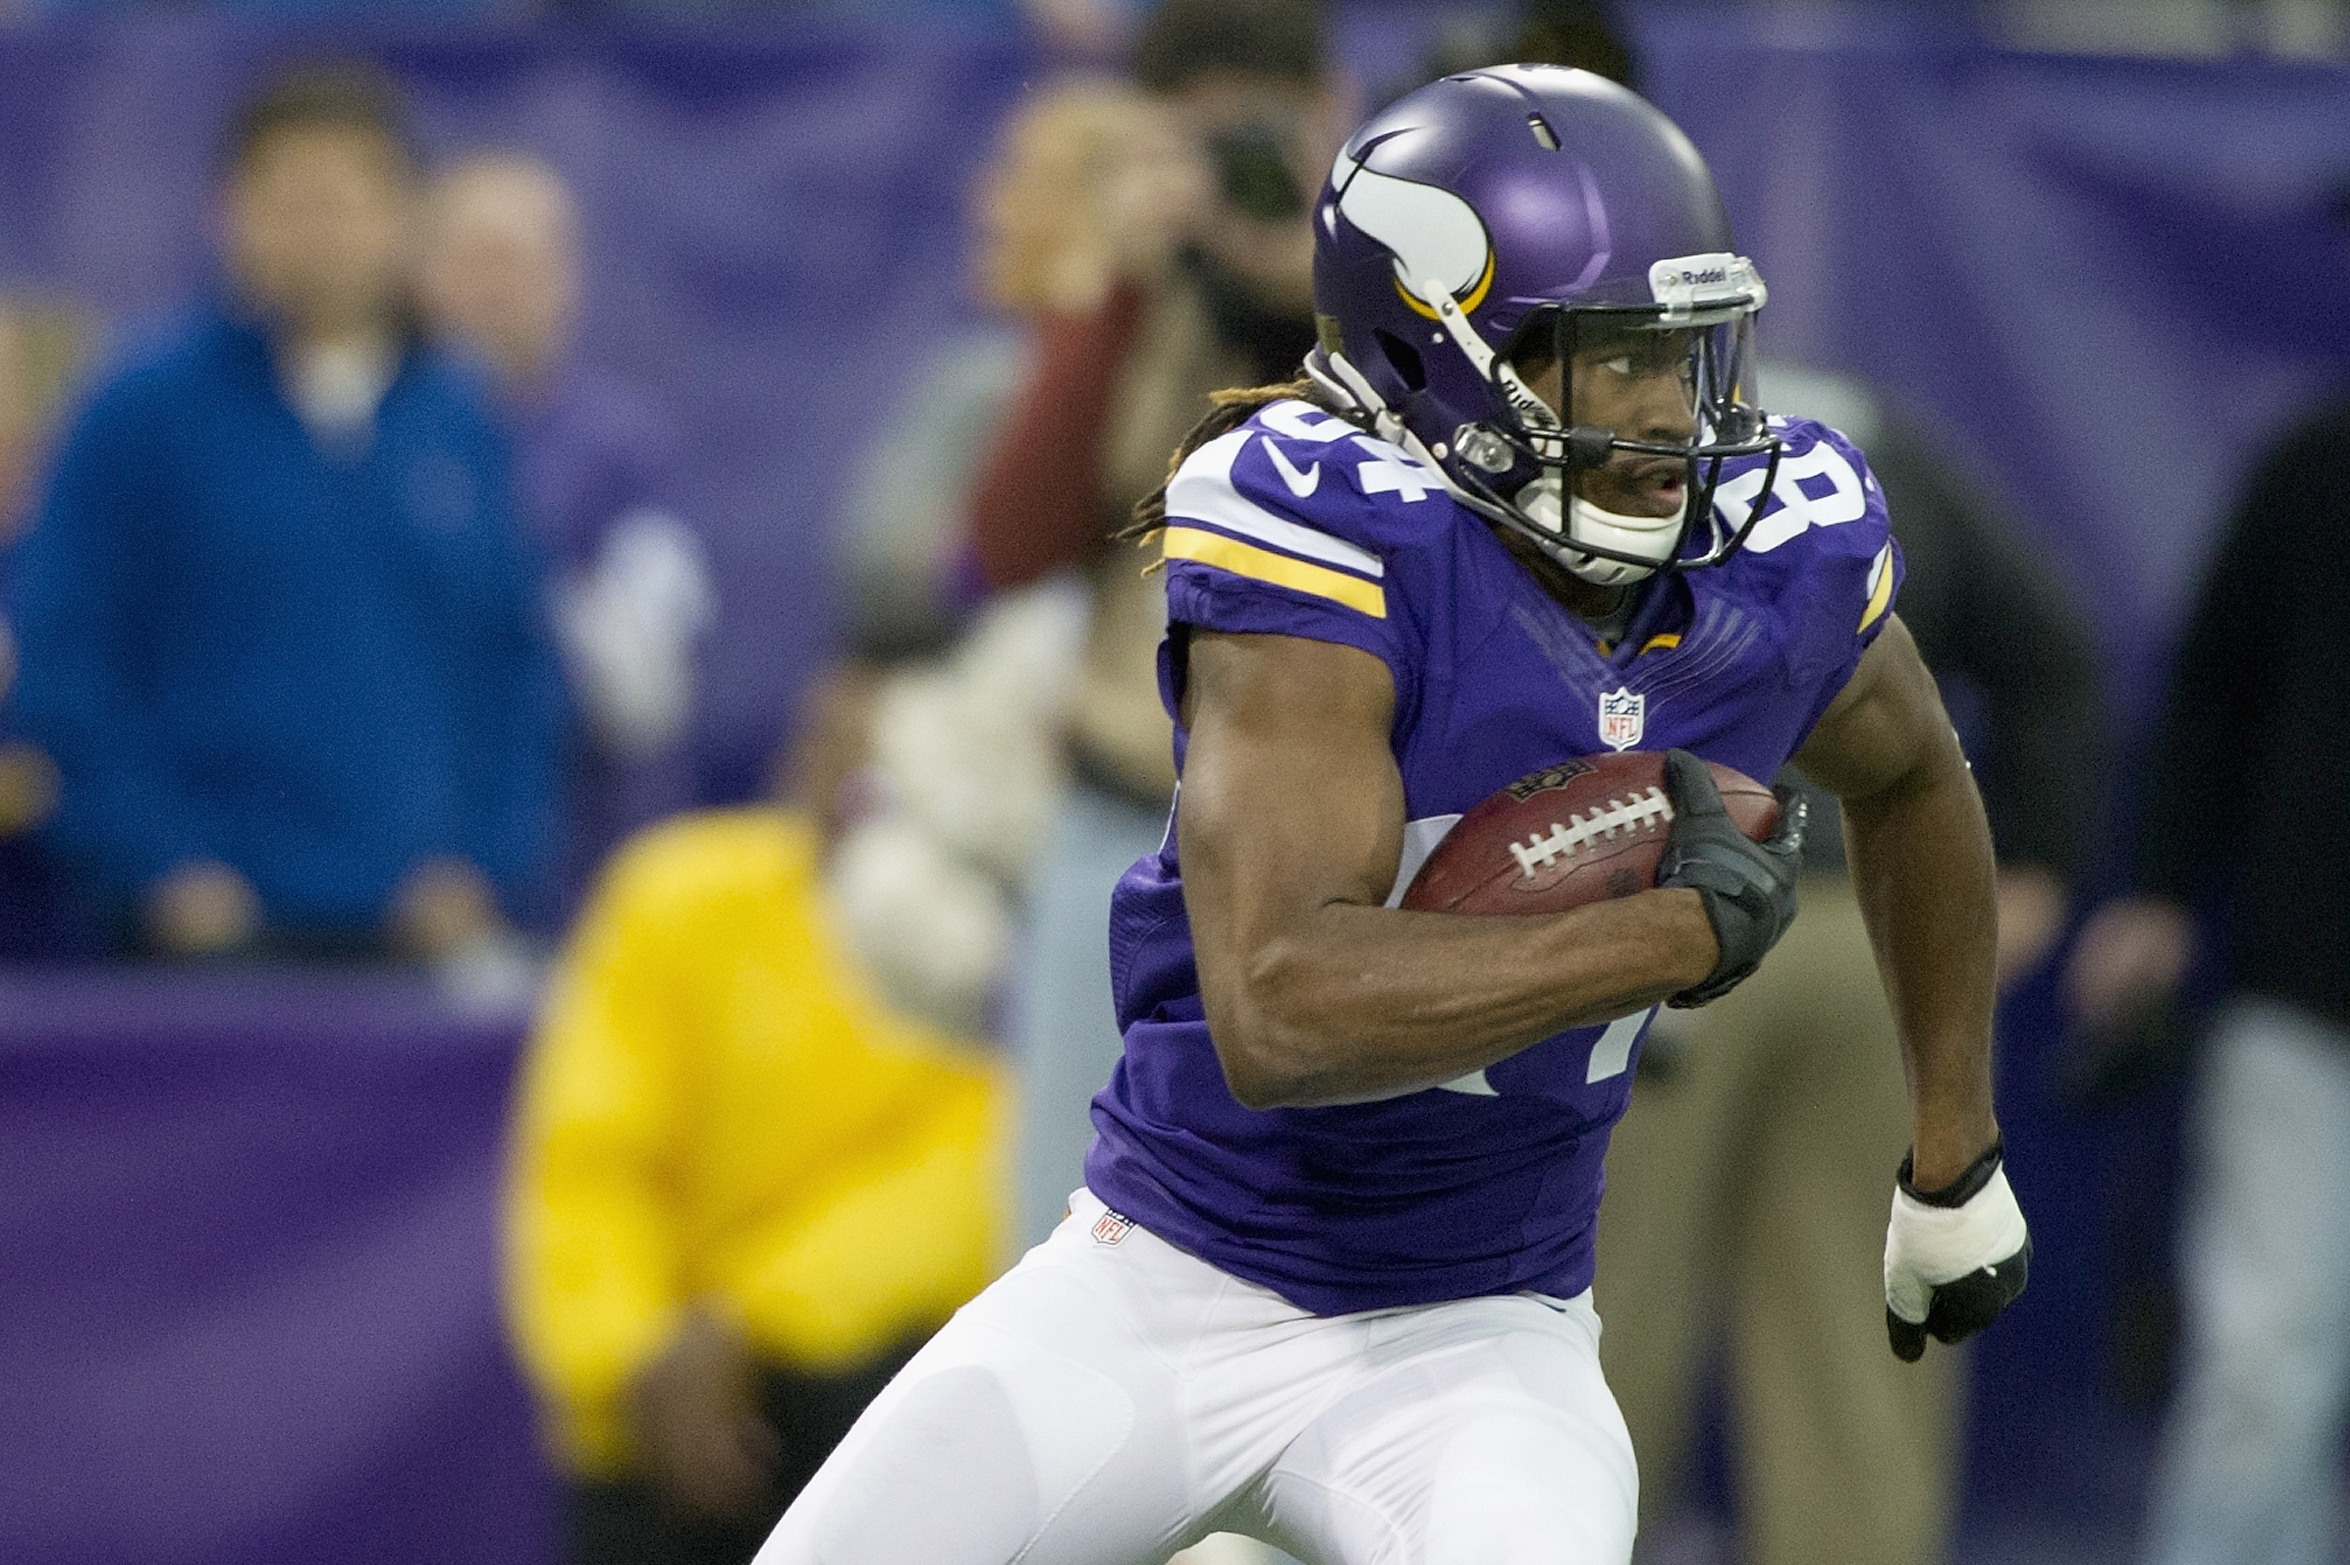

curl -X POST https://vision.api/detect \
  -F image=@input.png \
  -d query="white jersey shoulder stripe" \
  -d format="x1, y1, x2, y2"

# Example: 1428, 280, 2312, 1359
1168, 429, 1386, 580
1258, 399, 1358, 443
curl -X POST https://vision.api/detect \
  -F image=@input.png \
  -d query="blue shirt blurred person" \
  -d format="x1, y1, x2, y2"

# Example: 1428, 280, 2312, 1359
419, 153, 713, 914
6, 66, 565, 961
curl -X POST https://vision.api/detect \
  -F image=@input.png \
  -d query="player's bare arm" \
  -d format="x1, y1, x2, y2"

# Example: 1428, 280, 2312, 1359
1794, 610, 2026, 1364
1177, 627, 1719, 1109
1793, 613, 1998, 1189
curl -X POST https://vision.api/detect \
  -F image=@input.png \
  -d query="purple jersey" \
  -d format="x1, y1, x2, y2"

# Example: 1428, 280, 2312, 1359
1084, 400, 1902, 1316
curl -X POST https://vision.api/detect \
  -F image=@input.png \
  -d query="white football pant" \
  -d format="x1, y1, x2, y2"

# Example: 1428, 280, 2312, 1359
752, 1188, 1637, 1565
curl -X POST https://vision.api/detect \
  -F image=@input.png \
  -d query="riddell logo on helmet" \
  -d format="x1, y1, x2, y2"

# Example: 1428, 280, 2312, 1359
1648, 254, 1758, 308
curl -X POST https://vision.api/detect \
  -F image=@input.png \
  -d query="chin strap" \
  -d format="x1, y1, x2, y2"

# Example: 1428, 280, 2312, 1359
1569, 495, 1683, 586
1304, 347, 1405, 446
1419, 276, 1555, 432
1574, 492, 1688, 535
1313, 329, 1697, 587
1309, 348, 1494, 509
1311, 346, 1670, 586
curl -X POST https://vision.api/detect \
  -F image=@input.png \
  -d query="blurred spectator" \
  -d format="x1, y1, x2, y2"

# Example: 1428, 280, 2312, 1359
835, 77, 1209, 666
821, 587, 1085, 1045
826, 80, 1226, 1054
504, 668, 1007, 1565
825, 84, 1185, 1064
1447, 13, 2094, 1565
831, 312, 1020, 665
5, 66, 563, 962
1597, 364, 2099, 1565
420, 151, 714, 914
1463, 10, 2094, 1563
1022, 0, 1147, 57
1475, 12, 2086, 1560
971, 0, 1345, 1249
2068, 372, 2350, 1565
0, 296, 88, 956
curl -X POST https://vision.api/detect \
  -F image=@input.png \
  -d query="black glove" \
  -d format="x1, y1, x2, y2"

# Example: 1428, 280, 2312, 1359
1654, 749, 1805, 1008
1883, 1139, 2031, 1362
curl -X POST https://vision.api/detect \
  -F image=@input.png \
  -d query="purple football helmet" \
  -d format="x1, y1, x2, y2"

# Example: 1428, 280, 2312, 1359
1305, 65, 1781, 585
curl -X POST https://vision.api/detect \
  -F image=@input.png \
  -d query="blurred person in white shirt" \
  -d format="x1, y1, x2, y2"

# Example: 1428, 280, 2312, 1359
420, 152, 716, 913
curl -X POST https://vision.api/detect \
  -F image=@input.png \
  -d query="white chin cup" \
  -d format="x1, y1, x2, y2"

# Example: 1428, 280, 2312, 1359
1518, 474, 1685, 586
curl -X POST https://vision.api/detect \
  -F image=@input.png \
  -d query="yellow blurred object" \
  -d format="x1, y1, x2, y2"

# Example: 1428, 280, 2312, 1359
505, 808, 1008, 1476
0, 294, 95, 541
0, 740, 60, 836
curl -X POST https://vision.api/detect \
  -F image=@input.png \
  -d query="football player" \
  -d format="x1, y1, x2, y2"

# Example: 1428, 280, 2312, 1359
753, 65, 2027, 1565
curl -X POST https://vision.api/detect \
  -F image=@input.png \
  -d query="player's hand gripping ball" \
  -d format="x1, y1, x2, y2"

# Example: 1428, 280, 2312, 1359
1883, 1139, 2032, 1361
1400, 748, 1803, 1005
1654, 749, 1807, 1007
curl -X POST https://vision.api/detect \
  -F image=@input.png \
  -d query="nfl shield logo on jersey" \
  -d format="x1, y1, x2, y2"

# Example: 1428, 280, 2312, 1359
1091, 1209, 1135, 1246
1598, 688, 1646, 751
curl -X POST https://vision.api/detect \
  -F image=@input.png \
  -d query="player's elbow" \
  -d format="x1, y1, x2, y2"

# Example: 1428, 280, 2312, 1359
1216, 1034, 1322, 1111
1217, 1050, 1294, 1111
1204, 942, 1347, 1109
1204, 1001, 1313, 1109
1841, 716, 1976, 824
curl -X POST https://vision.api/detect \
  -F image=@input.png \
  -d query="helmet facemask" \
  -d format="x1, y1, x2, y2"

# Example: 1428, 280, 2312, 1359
1416, 257, 1781, 586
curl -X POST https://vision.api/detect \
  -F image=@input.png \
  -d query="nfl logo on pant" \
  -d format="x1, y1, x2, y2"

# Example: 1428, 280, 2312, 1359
1092, 1209, 1134, 1246
1599, 688, 1646, 751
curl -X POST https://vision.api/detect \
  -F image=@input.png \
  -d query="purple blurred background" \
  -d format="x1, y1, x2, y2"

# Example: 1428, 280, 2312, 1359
3, 6, 2348, 1562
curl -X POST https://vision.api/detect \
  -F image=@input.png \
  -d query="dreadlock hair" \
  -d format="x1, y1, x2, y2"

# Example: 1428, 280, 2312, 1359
1122, 375, 1364, 554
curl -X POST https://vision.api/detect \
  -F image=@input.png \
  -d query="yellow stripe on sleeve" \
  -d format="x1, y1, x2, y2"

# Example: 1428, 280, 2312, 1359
1858, 542, 1895, 632
1162, 526, 1388, 620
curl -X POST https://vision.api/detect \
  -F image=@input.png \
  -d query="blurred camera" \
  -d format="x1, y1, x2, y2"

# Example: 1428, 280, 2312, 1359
1206, 122, 1304, 222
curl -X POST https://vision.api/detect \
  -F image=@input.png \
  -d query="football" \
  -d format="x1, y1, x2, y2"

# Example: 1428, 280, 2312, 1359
1399, 752, 1779, 916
